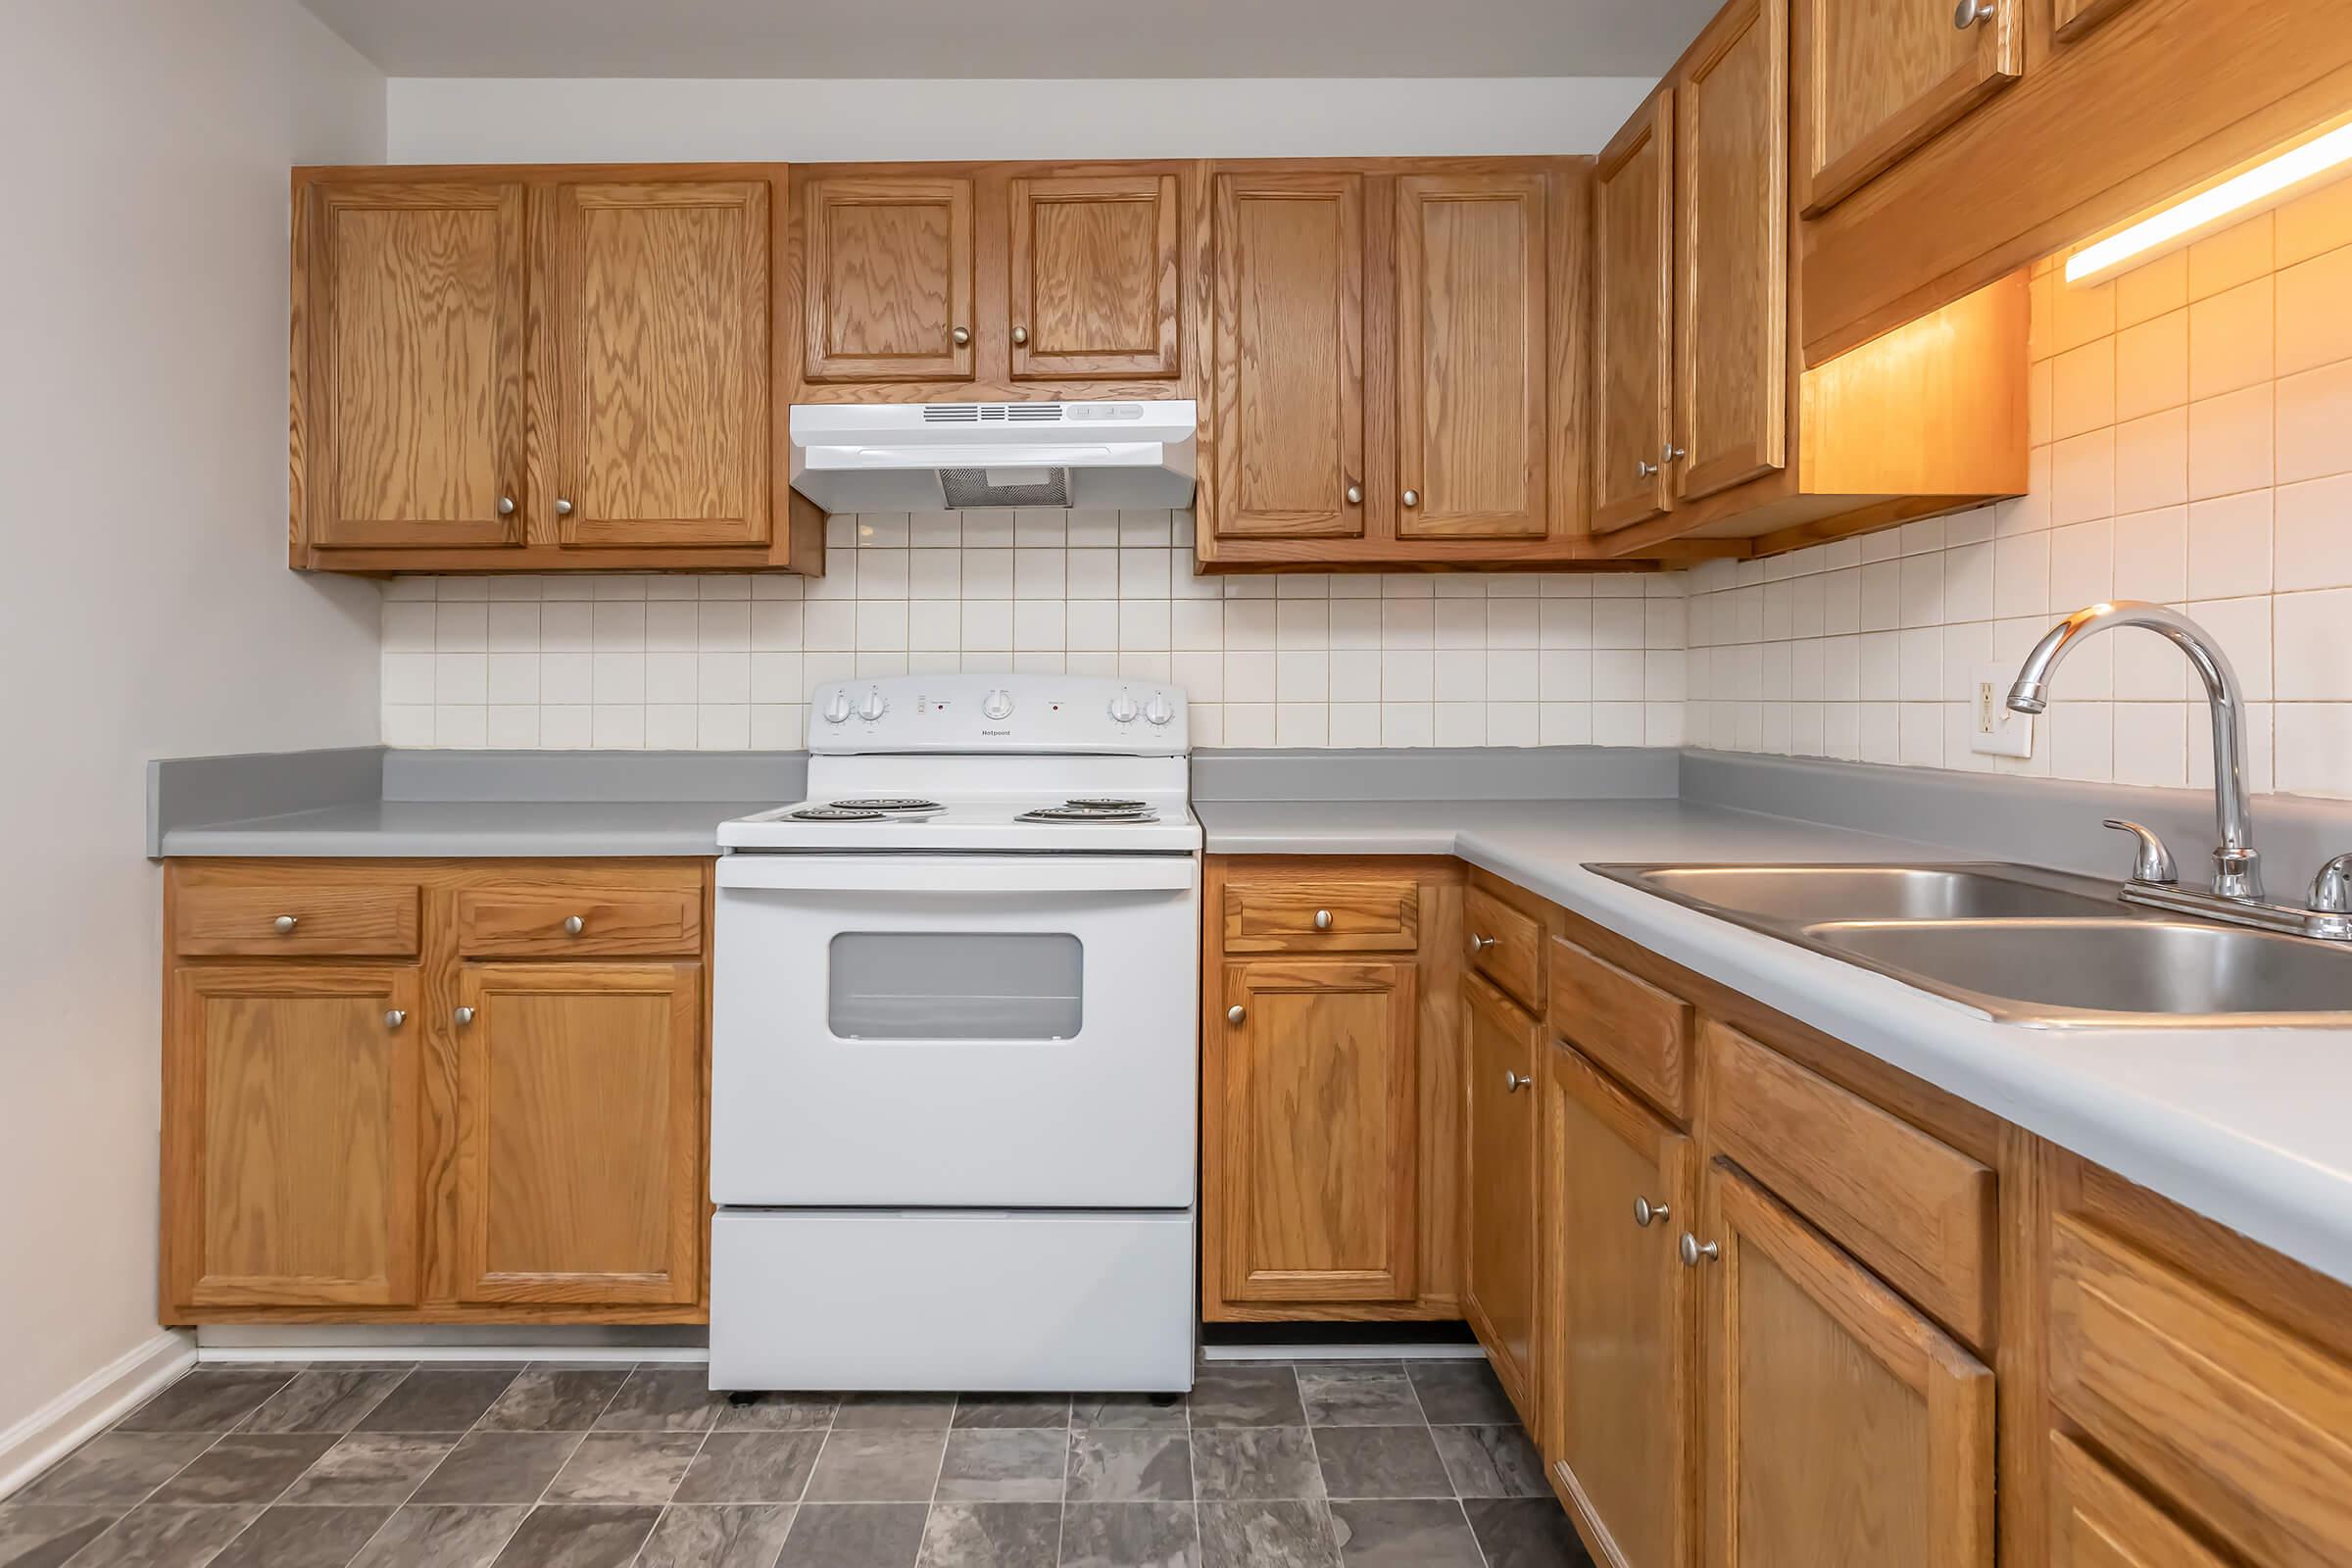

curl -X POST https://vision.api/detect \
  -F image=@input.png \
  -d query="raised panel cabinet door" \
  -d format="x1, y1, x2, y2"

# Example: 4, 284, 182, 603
1010, 172, 1182, 380
1676, 0, 1789, 504
165, 964, 422, 1309
802, 174, 976, 382
1698, 1161, 1994, 1568
2047, 1434, 2232, 1568
1216, 959, 1418, 1304
454, 962, 702, 1305
301, 181, 526, 551
1794, 0, 2023, 216
1464, 977, 1541, 1413
1592, 96, 1675, 534
550, 180, 771, 550
2052, 0, 2144, 42
1541, 1042, 1695, 1568
1395, 172, 1549, 540
1209, 172, 1369, 541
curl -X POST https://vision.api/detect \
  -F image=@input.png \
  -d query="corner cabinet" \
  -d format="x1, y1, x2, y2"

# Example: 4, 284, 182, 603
1463, 972, 1543, 1420
290, 163, 822, 576
161, 859, 712, 1325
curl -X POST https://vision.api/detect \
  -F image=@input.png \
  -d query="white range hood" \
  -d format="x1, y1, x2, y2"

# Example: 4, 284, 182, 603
789, 400, 1197, 513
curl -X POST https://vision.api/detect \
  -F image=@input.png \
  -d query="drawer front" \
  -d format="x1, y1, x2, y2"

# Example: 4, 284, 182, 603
1704, 1021, 1995, 1346
456, 888, 703, 957
2050, 1213, 2352, 1568
175, 881, 420, 957
1548, 935, 1692, 1118
1465, 887, 1543, 1011
2048, 1433, 2230, 1568
1223, 878, 1419, 954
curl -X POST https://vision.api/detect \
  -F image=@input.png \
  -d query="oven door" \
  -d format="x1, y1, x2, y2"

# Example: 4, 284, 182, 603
712, 854, 1200, 1208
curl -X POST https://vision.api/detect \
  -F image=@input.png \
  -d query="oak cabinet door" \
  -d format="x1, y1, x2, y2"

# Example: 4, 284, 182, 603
454, 963, 703, 1305
1542, 1043, 1695, 1568
165, 965, 422, 1309
1794, 0, 2022, 216
1676, 0, 1788, 505
1209, 172, 1370, 542
802, 174, 976, 383
550, 180, 771, 551
1699, 1161, 1994, 1568
1395, 172, 1549, 540
1464, 976, 1541, 1414
1010, 173, 1182, 380
1214, 959, 1418, 1304
1592, 96, 1675, 534
302, 181, 527, 552
2047, 1434, 2231, 1568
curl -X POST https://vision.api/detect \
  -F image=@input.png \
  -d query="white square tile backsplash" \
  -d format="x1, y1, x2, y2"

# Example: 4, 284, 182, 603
380, 509, 1690, 751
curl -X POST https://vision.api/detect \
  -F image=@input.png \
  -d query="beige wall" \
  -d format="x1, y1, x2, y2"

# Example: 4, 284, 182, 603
0, 0, 384, 1441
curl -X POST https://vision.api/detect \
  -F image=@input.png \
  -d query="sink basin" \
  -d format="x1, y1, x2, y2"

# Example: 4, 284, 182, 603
1806, 918, 2352, 1026
1614, 863, 2120, 924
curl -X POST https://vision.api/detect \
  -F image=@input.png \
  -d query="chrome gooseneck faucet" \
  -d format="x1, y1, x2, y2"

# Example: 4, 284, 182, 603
2008, 601, 2352, 940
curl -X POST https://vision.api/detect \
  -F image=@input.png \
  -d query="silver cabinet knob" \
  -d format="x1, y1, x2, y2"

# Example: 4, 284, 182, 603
454, 1006, 475, 1027
1503, 1070, 1533, 1093
384, 1009, 407, 1030
1637, 459, 1659, 479
952, 326, 971, 346
1680, 1234, 1720, 1267
1634, 1196, 1670, 1228
1469, 932, 1496, 955
563, 914, 585, 935
554, 498, 573, 517
496, 495, 516, 516
1345, 483, 1363, 505
272, 914, 298, 934
1227, 1004, 1247, 1025
1314, 909, 1334, 930
1663, 444, 1687, 464
1401, 489, 1419, 508
1953, 0, 1994, 24
1011, 325, 1029, 346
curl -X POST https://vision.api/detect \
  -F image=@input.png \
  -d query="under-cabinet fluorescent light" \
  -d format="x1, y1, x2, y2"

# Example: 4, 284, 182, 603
2066, 120, 2352, 285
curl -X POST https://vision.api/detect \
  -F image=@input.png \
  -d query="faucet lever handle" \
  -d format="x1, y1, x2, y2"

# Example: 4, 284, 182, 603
2103, 819, 2180, 885
2310, 853, 2352, 914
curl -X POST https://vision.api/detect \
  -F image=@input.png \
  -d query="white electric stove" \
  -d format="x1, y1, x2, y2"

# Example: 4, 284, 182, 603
710, 674, 1202, 1395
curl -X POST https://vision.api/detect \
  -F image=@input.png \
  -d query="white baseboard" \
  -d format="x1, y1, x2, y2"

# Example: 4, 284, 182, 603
194, 1324, 709, 1363
0, 1331, 196, 1501
1201, 1343, 1488, 1362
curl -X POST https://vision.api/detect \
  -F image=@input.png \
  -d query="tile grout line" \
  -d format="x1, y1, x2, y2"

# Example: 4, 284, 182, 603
342, 1361, 525, 1566
50, 1367, 277, 1568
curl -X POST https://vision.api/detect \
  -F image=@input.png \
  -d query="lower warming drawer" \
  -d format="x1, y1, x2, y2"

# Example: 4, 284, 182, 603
710, 1207, 1197, 1394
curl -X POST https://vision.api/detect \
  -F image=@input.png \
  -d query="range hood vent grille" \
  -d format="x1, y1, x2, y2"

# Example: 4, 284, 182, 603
939, 466, 1071, 509
923, 404, 1067, 423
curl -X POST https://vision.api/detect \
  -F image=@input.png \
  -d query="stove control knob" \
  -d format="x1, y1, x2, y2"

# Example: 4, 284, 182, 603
822, 690, 853, 724
982, 689, 1014, 720
1108, 692, 1140, 724
857, 689, 888, 722
1143, 693, 1174, 726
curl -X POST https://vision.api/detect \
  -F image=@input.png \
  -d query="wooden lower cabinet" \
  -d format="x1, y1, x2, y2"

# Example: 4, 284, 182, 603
161, 859, 711, 1324
1463, 975, 1541, 1416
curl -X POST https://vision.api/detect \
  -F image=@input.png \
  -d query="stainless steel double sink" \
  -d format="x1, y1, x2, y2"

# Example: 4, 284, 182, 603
1589, 863, 2352, 1028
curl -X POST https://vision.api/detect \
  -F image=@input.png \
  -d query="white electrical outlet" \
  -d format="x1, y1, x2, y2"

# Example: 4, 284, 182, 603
1970, 662, 2034, 758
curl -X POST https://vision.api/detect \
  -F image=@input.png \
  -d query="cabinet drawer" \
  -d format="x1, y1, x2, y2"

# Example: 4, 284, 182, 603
2050, 1213, 2352, 1568
2048, 1433, 2230, 1568
1222, 878, 1419, 954
1548, 936, 1692, 1118
1465, 887, 1543, 1011
455, 888, 703, 957
174, 880, 420, 957
1704, 1021, 1994, 1346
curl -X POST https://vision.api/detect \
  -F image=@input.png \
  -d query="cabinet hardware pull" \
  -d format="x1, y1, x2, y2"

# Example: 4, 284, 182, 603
384, 1009, 406, 1030
1314, 909, 1334, 930
1227, 1004, 1247, 1024
272, 914, 298, 934
1663, 443, 1688, 464
1634, 1196, 1669, 1227
496, 496, 516, 516
1401, 489, 1419, 508
563, 915, 585, 935
1953, 0, 1995, 24
554, 498, 573, 517
1680, 1233, 1720, 1267
1637, 459, 1659, 479
1011, 325, 1029, 346
1345, 484, 1363, 505
454, 1006, 475, 1027
1469, 932, 1496, 955
1503, 1070, 1533, 1093
952, 326, 971, 346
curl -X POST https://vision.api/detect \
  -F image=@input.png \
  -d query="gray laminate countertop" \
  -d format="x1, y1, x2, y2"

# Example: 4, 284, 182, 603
158, 800, 767, 858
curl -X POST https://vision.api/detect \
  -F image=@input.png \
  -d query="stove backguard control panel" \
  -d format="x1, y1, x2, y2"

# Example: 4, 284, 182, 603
807, 674, 1189, 756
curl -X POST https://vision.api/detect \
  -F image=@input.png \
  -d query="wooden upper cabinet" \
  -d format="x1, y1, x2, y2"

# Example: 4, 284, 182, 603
549, 179, 771, 550
454, 962, 703, 1306
801, 173, 976, 383
1009, 172, 1182, 380
1464, 976, 1541, 1415
1699, 1161, 1994, 1568
298, 180, 527, 552
1676, 0, 1788, 505
1592, 98, 1675, 534
164, 964, 421, 1309
1210, 172, 1369, 542
1542, 1042, 1694, 1568
1394, 172, 1548, 539
1793, 0, 2022, 216
1213, 958, 1419, 1305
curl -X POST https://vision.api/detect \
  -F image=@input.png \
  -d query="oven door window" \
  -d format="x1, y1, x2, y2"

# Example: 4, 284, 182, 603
828, 932, 1083, 1040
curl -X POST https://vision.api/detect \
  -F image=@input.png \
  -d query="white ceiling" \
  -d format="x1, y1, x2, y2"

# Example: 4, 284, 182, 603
299, 0, 1713, 78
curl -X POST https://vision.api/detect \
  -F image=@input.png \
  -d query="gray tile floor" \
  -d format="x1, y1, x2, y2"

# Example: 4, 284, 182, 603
0, 1359, 1592, 1568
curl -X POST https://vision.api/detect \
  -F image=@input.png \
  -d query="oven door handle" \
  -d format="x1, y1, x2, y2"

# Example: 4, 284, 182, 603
716, 855, 1195, 894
